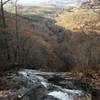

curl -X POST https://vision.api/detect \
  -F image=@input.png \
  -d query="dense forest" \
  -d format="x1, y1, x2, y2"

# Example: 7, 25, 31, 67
0, 0, 100, 100
0, 0, 100, 71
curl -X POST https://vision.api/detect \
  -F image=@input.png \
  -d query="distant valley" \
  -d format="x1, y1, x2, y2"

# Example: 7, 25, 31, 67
4, 0, 85, 18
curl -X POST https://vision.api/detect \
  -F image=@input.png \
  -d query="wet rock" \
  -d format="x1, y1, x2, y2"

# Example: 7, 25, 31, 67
42, 95, 60, 100
0, 69, 94, 100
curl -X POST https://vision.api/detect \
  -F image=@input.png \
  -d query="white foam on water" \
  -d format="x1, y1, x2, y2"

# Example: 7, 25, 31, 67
41, 82, 48, 88
18, 71, 28, 77
19, 70, 49, 88
48, 91, 73, 100
64, 89, 82, 94
36, 76, 49, 88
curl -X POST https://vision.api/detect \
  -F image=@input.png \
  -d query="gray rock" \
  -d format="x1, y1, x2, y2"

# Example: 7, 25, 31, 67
0, 69, 92, 100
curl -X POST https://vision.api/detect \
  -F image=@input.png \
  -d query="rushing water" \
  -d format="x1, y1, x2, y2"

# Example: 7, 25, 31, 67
18, 69, 91, 100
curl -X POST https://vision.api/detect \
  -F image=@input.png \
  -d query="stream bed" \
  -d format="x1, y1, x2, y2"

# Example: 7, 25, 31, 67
0, 69, 99, 100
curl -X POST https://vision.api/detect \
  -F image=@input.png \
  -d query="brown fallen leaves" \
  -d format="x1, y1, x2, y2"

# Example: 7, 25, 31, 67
0, 91, 11, 97
73, 67, 100, 89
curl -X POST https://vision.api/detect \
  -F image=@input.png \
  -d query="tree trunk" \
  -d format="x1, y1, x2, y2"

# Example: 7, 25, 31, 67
15, 0, 20, 65
0, 0, 6, 28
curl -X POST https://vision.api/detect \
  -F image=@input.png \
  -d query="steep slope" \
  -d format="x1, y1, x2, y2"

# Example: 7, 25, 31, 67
0, 4, 100, 72
0, 10, 66, 71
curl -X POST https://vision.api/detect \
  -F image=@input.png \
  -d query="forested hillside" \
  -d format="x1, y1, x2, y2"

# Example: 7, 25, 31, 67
0, 0, 100, 72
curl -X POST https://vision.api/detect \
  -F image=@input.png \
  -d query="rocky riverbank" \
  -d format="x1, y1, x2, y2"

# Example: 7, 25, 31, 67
0, 69, 99, 100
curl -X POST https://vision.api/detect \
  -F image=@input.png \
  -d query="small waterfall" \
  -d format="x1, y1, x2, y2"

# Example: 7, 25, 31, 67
18, 69, 91, 100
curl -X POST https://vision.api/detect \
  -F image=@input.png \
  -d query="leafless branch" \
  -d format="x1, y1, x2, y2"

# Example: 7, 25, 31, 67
3, 0, 10, 5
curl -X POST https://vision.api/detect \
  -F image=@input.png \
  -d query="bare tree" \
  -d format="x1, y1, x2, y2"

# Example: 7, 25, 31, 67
14, 0, 20, 65
0, 0, 11, 28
